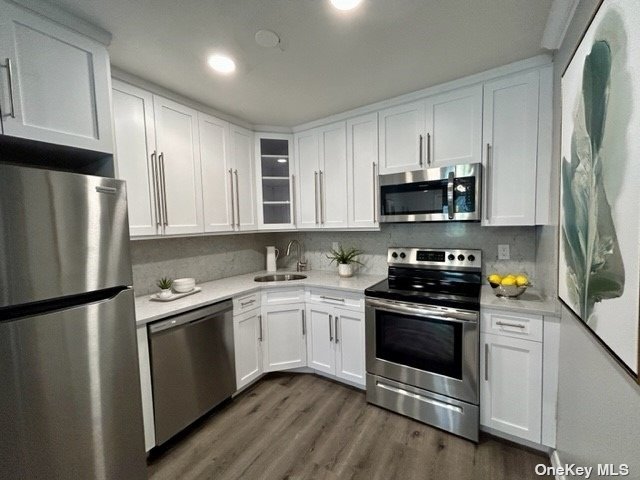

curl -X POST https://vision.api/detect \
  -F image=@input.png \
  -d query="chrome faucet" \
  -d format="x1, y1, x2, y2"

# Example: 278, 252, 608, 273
285, 239, 308, 272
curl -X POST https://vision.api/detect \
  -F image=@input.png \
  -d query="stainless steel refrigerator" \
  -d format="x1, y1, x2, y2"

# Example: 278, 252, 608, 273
0, 164, 147, 479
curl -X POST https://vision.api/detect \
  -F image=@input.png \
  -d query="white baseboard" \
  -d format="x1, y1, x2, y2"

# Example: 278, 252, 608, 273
550, 450, 566, 480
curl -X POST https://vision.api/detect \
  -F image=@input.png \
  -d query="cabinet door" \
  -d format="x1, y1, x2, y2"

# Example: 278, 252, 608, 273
306, 304, 335, 375
335, 308, 365, 386
0, 1, 112, 152
378, 101, 425, 174
199, 113, 233, 233
294, 130, 321, 229
153, 96, 203, 235
233, 309, 262, 390
112, 81, 159, 236
426, 85, 482, 168
319, 122, 348, 228
262, 304, 306, 372
482, 71, 539, 226
480, 333, 542, 443
230, 125, 258, 231
347, 113, 379, 228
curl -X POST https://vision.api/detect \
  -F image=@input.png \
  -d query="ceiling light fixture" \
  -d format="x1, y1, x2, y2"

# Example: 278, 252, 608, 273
207, 54, 236, 74
330, 0, 363, 11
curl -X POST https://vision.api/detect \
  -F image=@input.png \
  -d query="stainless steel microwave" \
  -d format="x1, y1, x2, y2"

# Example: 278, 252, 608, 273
378, 163, 482, 223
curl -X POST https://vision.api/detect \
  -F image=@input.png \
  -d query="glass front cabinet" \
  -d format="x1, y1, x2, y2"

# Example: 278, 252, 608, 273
255, 134, 296, 229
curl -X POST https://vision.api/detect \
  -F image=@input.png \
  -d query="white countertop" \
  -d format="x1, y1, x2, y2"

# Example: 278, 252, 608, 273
480, 285, 560, 316
134, 270, 386, 326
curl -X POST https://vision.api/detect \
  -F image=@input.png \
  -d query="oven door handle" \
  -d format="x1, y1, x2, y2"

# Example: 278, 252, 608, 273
366, 298, 478, 323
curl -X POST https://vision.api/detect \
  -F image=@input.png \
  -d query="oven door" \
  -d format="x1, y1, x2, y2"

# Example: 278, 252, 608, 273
365, 297, 479, 404
378, 163, 481, 222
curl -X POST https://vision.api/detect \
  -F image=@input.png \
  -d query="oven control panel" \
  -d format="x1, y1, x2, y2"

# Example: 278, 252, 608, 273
388, 247, 481, 270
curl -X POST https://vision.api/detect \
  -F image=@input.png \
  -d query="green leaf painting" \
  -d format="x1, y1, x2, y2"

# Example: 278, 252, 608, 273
561, 39, 625, 322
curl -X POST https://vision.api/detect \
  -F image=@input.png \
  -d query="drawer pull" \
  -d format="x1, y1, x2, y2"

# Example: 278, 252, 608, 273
496, 321, 525, 329
320, 295, 345, 303
240, 299, 256, 307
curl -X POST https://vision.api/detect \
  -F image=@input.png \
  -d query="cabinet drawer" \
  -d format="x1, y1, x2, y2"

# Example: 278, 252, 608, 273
262, 288, 305, 305
481, 309, 542, 342
307, 289, 363, 311
233, 291, 261, 314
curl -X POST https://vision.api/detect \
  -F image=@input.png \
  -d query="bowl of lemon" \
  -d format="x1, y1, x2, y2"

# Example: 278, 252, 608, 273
487, 273, 530, 298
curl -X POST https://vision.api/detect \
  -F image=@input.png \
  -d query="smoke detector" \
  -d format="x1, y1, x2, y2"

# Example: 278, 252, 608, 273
255, 30, 281, 49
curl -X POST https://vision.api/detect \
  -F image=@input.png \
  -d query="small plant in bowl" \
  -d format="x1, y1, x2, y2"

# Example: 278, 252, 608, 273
488, 273, 530, 298
327, 246, 364, 278
157, 277, 173, 298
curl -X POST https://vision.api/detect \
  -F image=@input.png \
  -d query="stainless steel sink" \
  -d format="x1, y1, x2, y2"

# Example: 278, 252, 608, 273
254, 273, 307, 283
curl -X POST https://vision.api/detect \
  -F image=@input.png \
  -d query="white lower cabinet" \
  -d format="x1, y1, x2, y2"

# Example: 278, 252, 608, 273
233, 307, 263, 390
480, 331, 543, 443
262, 303, 307, 371
305, 300, 365, 387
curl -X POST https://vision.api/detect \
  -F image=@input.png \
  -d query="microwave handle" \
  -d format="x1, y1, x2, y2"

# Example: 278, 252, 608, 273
447, 171, 455, 220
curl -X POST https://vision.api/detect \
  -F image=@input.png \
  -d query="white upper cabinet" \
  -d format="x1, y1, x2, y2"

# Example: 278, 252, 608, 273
153, 96, 204, 235
319, 122, 348, 228
111, 81, 158, 236
230, 125, 258, 231
199, 113, 233, 233
347, 113, 379, 228
295, 130, 321, 229
294, 122, 348, 229
378, 101, 425, 174
482, 70, 539, 226
255, 134, 296, 230
426, 85, 483, 168
0, 1, 112, 152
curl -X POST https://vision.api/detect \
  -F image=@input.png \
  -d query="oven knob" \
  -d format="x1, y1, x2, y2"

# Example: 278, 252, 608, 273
448, 254, 455, 261
399, 252, 406, 259
391, 252, 398, 259
458, 254, 465, 261
468, 254, 476, 262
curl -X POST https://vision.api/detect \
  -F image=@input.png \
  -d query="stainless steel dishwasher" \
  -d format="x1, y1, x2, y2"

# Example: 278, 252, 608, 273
149, 299, 236, 445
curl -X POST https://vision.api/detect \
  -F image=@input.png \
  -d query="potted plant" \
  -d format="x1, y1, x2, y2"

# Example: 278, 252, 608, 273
326, 246, 364, 278
157, 277, 173, 298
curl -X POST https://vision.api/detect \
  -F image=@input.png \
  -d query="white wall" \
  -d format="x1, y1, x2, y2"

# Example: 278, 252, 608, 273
552, 0, 640, 474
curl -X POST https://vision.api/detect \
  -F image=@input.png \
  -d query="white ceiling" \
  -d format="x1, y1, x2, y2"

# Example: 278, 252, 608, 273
53, 0, 553, 127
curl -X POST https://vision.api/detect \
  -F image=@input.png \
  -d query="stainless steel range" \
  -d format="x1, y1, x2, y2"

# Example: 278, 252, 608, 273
365, 247, 482, 442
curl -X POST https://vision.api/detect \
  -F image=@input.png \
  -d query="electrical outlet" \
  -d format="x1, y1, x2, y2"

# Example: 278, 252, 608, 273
332, 242, 340, 251
498, 244, 510, 260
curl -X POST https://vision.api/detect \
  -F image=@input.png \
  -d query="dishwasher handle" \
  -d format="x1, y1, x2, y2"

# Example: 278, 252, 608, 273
148, 300, 233, 334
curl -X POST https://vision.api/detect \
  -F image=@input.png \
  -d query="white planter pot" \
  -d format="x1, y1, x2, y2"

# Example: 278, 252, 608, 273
338, 263, 354, 278
159, 289, 172, 299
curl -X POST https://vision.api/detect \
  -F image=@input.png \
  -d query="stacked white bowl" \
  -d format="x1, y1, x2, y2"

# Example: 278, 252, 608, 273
173, 277, 196, 293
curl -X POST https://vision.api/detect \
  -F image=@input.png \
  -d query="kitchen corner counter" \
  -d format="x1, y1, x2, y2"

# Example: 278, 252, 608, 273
134, 270, 385, 326
480, 285, 560, 316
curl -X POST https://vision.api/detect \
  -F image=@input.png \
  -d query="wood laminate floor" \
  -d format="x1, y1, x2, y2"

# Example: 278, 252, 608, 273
148, 373, 551, 480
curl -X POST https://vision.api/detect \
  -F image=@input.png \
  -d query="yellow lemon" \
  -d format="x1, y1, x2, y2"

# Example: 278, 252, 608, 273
501, 277, 517, 286
488, 274, 502, 285
516, 275, 529, 287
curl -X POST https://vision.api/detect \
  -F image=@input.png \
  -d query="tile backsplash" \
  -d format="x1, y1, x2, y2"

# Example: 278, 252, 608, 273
130, 224, 538, 296
276, 223, 537, 282
130, 233, 277, 296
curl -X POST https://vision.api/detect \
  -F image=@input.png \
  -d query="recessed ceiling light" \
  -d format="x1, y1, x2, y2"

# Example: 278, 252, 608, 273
277, 158, 288, 163
207, 54, 236, 74
330, 0, 363, 11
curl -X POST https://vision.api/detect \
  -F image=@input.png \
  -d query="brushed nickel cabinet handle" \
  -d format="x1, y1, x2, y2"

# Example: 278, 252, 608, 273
484, 343, 489, 381
314, 171, 319, 224
485, 143, 492, 221
320, 295, 345, 303
258, 314, 263, 342
328, 314, 333, 342
496, 321, 526, 329
159, 153, 168, 226
291, 174, 296, 226
418, 134, 423, 167
150, 151, 161, 227
234, 169, 240, 227
228, 168, 235, 228
334, 316, 339, 344
426, 132, 431, 165
319, 170, 325, 224
372, 162, 377, 223
2, 58, 16, 118
240, 300, 255, 307
301, 309, 306, 336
